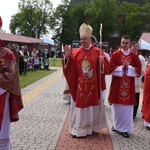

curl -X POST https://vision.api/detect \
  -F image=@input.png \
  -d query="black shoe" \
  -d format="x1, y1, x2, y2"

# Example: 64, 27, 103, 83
133, 116, 136, 119
146, 126, 150, 130
111, 127, 116, 132
71, 134, 86, 138
71, 134, 76, 138
121, 132, 129, 138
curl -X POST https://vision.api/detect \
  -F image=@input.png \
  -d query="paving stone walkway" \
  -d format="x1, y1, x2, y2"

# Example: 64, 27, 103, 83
11, 67, 150, 150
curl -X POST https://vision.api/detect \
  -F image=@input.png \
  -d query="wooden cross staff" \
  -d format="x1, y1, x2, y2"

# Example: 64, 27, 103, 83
99, 23, 102, 140
100, 23, 102, 50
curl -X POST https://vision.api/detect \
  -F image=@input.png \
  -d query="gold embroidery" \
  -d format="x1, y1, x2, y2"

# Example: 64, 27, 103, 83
82, 56, 90, 73
77, 55, 96, 103
80, 92, 92, 104
81, 56, 94, 79
78, 85, 82, 91
120, 78, 130, 101
78, 124, 91, 129
0, 58, 5, 66
91, 85, 94, 91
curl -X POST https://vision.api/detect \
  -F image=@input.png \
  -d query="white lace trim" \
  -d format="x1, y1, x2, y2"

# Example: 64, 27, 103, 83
0, 138, 13, 150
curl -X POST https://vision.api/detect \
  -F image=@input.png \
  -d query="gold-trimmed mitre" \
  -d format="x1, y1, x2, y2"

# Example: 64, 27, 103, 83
79, 23, 93, 38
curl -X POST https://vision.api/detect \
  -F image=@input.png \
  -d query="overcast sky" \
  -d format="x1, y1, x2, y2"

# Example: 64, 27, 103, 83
0, 0, 62, 33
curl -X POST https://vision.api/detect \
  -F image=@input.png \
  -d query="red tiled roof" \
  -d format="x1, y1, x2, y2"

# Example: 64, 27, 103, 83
0, 32, 42, 44
25, 36, 43, 43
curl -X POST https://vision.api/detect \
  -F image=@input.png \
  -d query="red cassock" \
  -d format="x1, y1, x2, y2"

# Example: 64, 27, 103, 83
62, 45, 109, 108
108, 49, 141, 105
142, 66, 150, 122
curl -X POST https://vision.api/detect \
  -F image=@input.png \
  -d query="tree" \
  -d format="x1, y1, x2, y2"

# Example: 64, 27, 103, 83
49, 0, 89, 45
50, 0, 118, 45
49, 0, 70, 45
85, 0, 118, 41
141, 0, 150, 32
117, 2, 143, 40
9, 0, 53, 38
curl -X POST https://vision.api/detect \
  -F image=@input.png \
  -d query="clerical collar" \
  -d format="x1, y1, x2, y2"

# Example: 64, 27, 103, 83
84, 44, 92, 50
121, 49, 130, 56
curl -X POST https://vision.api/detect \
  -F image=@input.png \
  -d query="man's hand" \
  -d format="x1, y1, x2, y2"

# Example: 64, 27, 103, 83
64, 45, 72, 59
123, 60, 129, 70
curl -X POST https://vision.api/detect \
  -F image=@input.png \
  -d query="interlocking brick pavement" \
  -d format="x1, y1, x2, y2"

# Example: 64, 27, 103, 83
11, 68, 150, 150
55, 112, 113, 150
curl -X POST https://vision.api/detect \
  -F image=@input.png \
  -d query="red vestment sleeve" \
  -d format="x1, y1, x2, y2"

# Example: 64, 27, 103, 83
62, 55, 76, 101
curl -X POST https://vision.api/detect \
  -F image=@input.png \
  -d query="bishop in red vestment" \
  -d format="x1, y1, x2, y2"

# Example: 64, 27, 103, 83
62, 23, 109, 138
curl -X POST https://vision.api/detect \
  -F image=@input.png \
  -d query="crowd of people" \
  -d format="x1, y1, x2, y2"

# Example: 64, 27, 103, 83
7, 44, 51, 75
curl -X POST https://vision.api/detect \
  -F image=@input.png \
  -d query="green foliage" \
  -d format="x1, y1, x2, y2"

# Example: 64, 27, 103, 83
9, 0, 53, 38
141, 0, 150, 32
49, 0, 79, 45
117, 2, 143, 40
86, 0, 118, 40
8, 0, 150, 46
50, 0, 118, 44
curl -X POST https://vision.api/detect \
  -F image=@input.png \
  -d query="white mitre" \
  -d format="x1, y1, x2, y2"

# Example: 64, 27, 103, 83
79, 23, 93, 38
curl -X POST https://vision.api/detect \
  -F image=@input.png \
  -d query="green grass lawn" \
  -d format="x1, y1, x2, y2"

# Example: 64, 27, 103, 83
19, 58, 62, 88
49, 58, 62, 67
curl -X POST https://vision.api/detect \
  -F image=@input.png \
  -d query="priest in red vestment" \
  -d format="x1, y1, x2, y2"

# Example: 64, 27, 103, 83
108, 35, 141, 138
62, 23, 109, 138
0, 16, 23, 149
142, 66, 150, 129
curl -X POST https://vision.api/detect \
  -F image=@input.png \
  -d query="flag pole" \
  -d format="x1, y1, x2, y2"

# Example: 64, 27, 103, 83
99, 23, 102, 140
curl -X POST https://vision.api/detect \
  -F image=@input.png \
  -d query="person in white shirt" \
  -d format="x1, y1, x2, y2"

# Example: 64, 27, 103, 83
130, 41, 146, 119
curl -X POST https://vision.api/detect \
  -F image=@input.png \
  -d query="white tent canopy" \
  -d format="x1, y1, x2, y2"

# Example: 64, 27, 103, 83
42, 35, 54, 45
140, 39, 150, 50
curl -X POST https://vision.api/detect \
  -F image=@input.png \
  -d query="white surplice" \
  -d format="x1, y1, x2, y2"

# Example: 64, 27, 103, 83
111, 105, 133, 133
0, 88, 13, 150
69, 94, 107, 137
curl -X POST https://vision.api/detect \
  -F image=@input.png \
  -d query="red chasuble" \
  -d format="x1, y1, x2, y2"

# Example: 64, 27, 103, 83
0, 46, 23, 129
62, 45, 109, 108
142, 66, 150, 122
108, 49, 141, 105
